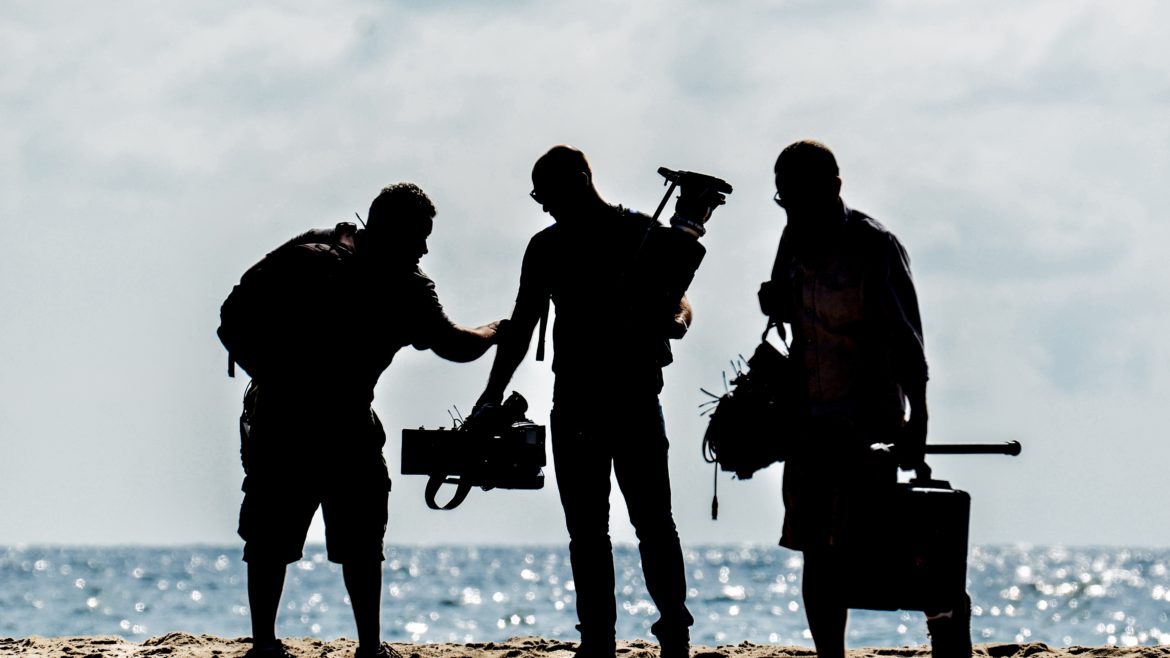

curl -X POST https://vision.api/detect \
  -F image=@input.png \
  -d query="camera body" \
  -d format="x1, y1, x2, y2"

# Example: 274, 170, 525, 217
401, 392, 546, 509
401, 421, 546, 490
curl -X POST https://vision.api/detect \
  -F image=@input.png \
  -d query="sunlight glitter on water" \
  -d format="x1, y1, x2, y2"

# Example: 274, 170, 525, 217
3, 544, 1170, 646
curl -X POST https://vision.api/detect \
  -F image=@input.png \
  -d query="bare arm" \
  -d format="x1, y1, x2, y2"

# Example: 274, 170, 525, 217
430, 321, 501, 363
475, 297, 543, 407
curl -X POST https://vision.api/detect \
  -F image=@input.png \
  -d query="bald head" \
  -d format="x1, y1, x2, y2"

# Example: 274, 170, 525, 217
533, 145, 592, 181
530, 145, 602, 223
773, 139, 842, 218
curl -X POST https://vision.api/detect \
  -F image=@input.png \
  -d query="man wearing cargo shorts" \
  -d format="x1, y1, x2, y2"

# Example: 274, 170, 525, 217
224, 183, 500, 658
758, 141, 971, 658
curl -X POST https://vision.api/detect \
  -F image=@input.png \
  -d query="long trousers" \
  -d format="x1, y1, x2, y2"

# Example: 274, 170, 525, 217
550, 395, 694, 645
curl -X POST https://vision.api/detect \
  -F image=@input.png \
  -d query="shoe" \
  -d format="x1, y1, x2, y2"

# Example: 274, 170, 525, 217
244, 641, 296, 658
927, 594, 973, 658
354, 644, 400, 658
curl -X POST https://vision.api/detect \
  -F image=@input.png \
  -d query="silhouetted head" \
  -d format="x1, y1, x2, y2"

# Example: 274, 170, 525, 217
363, 182, 436, 266
530, 145, 604, 225
773, 140, 842, 226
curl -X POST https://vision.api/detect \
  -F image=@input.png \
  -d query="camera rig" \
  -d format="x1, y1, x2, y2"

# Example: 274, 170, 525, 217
401, 391, 546, 510
651, 167, 734, 222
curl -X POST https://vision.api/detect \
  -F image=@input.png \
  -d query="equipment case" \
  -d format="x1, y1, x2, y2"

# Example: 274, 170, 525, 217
833, 477, 971, 612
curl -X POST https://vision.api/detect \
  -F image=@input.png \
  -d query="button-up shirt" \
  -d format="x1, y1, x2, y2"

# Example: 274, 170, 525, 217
766, 202, 927, 427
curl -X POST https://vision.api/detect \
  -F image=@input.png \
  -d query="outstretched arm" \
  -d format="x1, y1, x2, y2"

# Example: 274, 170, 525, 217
430, 321, 500, 363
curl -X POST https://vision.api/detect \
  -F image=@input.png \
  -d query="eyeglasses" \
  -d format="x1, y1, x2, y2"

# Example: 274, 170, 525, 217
529, 190, 543, 205
773, 192, 785, 208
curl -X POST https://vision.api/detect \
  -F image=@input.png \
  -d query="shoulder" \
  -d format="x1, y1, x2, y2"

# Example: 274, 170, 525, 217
530, 223, 559, 246
618, 205, 657, 233
845, 207, 913, 276
402, 266, 443, 310
847, 207, 906, 250
523, 224, 560, 265
278, 227, 336, 250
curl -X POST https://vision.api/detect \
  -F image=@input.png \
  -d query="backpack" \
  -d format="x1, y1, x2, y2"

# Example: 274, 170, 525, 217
217, 222, 357, 378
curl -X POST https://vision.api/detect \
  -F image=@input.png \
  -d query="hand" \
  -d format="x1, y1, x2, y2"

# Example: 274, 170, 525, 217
487, 318, 509, 344
463, 399, 495, 433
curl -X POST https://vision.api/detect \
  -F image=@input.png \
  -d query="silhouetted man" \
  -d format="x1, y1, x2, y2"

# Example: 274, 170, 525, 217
472, 146, 724, 658
219, 183, 499, 658
758, 140, 970, 658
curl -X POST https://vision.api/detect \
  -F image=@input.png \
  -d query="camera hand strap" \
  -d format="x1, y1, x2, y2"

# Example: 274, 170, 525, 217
424, 475, 473, 510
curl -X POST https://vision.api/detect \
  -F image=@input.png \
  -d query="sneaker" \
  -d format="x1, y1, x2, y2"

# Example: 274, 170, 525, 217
244, 641, 296, 658
927, 594, 973, 658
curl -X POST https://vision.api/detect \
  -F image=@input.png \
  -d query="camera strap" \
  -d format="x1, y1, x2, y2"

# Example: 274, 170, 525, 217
424, 475, 473, 510
535, 295, 549, 361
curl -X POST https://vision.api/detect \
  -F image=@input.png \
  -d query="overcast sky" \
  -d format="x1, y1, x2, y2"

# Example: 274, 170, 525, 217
2, 1, 1168, 549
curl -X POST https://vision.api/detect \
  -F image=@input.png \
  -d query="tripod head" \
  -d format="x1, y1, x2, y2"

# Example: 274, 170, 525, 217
658, 167, 733, 196
652, 166, 734, 224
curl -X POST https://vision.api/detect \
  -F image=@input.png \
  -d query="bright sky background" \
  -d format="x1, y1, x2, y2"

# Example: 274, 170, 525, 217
2, 1, 1168, 549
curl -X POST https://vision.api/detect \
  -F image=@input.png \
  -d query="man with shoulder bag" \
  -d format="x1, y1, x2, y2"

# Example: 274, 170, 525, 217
758, 141, 971, 658
471, 145, 727, 658
218, 183, 501, 658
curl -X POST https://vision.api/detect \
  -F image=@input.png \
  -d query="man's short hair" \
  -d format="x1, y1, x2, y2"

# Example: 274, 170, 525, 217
774, 140, 839, 181
367, 183, 436, 233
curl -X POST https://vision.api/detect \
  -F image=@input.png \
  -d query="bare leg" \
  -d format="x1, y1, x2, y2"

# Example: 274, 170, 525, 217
802, 550, 847, 658
247, 561, 288, 647
343, 561, 383, 652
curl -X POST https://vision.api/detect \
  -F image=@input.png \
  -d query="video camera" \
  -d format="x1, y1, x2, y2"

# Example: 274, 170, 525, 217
651, 166, 733, 224
401, 391, 546, 510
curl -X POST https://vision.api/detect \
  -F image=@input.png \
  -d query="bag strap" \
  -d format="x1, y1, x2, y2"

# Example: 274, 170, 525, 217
535, 294, 550, 361
763, 318, 789, 345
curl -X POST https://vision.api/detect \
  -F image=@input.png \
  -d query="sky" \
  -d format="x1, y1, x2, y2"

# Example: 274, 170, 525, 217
1, 1, 1168, 549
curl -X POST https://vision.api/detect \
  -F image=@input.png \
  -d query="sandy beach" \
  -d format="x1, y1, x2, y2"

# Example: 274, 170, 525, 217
3, 634, 1169, 658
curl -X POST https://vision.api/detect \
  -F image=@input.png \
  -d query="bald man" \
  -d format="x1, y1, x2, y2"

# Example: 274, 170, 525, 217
473, 146, 725, 658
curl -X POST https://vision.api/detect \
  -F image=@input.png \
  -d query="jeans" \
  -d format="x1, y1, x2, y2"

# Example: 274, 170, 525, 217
550, 395, 694, 645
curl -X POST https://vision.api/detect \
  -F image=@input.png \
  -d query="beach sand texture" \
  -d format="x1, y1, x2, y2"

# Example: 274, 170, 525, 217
2, 634, 1169, 658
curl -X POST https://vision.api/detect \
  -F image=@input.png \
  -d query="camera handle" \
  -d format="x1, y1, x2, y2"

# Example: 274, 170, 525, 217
651, 177, 681, 223
424, 475, 473, 510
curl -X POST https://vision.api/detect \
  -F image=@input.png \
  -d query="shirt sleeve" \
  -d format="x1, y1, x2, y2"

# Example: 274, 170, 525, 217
879, 234, 929, 384
406, 268, 455, 351
515, 230, 553, 309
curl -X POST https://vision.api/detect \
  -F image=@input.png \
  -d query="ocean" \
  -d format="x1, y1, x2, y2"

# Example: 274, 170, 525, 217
2, 545, 1168, 648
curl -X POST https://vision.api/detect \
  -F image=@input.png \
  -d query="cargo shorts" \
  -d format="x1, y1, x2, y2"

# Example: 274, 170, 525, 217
238, 392, 391, 565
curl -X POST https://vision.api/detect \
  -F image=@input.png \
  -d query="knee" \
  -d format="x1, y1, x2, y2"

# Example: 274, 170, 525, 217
629, 505, 678, 540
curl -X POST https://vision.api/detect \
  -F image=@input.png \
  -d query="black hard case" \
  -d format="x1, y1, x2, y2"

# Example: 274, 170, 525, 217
833, 478, 971, 612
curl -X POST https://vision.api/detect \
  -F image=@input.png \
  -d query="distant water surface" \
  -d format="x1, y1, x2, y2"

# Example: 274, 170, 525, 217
2, 545, 1169, 647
